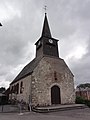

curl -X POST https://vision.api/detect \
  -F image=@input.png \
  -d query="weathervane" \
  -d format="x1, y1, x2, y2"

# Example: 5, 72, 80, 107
44, 5, 47, 14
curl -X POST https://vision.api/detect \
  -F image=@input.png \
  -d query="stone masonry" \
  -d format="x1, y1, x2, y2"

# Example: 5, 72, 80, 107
31, 56, 75, 106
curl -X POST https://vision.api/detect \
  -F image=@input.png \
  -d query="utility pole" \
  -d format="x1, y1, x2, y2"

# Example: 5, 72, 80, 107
0, 22, 3, 111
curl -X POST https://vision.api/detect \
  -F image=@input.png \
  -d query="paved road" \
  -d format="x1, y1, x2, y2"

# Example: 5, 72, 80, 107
0, 108, 90, 120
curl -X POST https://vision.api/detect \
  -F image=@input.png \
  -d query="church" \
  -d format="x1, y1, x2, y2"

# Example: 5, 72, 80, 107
9, 13, 75, 106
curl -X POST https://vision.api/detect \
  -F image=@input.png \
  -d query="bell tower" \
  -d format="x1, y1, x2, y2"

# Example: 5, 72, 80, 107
35, 13, 59, 58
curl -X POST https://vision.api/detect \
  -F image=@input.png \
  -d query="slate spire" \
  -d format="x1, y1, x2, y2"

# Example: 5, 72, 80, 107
42, 13, 52, 38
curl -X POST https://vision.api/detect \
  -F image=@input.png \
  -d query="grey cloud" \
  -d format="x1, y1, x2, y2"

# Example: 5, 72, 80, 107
68, 38, 90, 85
0, 0, 90, 88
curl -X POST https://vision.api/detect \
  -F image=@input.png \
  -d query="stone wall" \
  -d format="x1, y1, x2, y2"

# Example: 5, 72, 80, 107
10, 75, 31, 104
31, 56, 75, 106
9, 56, 75, 106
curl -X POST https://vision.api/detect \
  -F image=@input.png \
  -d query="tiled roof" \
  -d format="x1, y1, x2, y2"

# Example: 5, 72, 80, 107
10, 57, 42, 85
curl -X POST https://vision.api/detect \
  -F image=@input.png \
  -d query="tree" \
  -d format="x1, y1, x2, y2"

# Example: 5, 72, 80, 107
77, 83, 90, 89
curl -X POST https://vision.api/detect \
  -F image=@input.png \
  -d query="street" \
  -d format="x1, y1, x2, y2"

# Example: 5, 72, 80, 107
0, 108, 90, 120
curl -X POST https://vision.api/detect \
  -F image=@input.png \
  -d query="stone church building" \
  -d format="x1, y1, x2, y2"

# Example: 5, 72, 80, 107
9, 13, 75, 106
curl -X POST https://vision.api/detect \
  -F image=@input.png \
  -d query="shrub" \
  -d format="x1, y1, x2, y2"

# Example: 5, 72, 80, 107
75, 96, 85, 104
84, 100, 90, 108
75, 96, 90, 107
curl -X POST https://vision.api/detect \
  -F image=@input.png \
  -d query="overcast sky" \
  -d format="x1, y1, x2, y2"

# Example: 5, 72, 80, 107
0, 0, 90, 88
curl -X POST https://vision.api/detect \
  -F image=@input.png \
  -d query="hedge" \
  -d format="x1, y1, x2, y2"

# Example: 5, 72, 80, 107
75, 96, 90, 107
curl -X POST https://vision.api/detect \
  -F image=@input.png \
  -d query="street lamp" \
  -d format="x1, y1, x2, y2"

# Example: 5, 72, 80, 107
0, 23, 2, 26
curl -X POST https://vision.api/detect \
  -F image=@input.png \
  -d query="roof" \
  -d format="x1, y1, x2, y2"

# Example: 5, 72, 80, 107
10, 57, 42, 85
4, 88, 10, 95
76, 87, 90, 92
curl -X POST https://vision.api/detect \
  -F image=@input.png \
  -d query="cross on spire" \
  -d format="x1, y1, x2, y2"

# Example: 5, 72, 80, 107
44, 5, 47, 14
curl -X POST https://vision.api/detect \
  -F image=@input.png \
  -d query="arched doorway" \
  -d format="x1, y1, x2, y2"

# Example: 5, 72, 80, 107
51, 85, 61, 104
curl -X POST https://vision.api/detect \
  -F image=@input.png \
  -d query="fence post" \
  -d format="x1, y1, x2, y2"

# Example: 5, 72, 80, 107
2, 105, 3, 112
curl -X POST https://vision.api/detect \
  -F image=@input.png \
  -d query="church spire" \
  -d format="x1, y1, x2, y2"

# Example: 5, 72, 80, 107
42, 13, 52, 38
